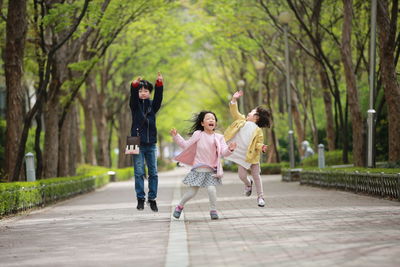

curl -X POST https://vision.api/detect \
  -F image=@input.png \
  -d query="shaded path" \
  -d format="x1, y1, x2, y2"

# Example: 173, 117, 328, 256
1, 167, 399, 266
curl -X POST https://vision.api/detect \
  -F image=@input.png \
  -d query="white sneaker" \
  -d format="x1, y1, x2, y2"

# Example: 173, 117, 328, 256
257, 197, 265, 207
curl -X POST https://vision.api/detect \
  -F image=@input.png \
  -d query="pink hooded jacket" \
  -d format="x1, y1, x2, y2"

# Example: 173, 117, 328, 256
173, 130, 233, 178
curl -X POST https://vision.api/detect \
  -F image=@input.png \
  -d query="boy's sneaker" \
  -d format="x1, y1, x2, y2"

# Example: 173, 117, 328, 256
257, 197, 265, 207
244, 180, 253, 197
173, 205, 184, 219
137, 198, 145, 210
147, 199, 158, 212
210, 210, 219, 220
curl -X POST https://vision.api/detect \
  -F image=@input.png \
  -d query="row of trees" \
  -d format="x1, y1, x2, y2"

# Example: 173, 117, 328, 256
192, 0, 399, 166
2, 0, 185, 181
1, 0, 400, 182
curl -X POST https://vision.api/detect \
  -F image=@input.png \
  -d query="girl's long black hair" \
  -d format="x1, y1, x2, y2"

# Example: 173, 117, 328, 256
188, 110, 218, 135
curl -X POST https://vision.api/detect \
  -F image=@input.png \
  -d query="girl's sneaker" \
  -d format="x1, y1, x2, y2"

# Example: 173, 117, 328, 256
244, 180, 253, 197
257, 197, 265, 207
210, 210, 219, 220
173, 205, 184, 219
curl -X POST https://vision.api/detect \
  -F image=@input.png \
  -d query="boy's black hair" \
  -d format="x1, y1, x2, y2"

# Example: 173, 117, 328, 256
255, 106, 271, 128
188, 110, 218, 135
138, 80, 154, 92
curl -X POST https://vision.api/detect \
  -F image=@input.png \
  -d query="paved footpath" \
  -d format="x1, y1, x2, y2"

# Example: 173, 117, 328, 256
1, 167, 400, 267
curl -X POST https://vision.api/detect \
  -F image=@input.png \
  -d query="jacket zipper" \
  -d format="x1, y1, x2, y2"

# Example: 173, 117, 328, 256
141, 99, 150, 143
147, 117, 150, 143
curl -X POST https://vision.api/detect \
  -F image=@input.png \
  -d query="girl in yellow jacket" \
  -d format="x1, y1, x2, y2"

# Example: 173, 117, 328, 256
224, 91, 271, 207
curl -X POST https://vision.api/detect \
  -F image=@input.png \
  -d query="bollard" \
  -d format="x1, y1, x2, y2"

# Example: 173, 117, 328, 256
25, 152, 36, 181
108, 171, 116, 182
318, 144, 325, 168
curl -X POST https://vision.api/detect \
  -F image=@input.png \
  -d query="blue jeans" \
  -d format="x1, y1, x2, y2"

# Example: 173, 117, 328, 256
133, 143, 158, 200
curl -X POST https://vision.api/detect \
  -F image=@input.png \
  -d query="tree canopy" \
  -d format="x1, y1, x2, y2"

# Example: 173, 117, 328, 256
1, 0, 400, 181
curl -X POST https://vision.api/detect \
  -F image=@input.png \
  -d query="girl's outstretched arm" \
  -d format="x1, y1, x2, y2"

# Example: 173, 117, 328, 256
171, 129, 201, 150
231, 90, 243, 103
229, 91, 245, 120
220, 137, 236, 157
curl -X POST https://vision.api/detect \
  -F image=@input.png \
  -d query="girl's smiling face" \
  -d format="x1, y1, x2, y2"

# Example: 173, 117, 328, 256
201, 113, 216, 133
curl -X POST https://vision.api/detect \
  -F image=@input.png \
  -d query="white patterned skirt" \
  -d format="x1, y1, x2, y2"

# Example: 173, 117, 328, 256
182, 169, 222, 187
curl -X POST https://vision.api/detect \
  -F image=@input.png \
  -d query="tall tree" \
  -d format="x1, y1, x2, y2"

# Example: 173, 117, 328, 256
340, 0, 365, 166
9, 0, 90, 181
377, 0, 400, 162
4, 0, 27, 181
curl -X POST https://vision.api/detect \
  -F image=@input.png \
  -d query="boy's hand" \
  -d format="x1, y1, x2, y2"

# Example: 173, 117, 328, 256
132, 76, 142, 86
157, 72, 163, 82
262, 144, 268, 153
232, 90, 243, 102
228, 142, 237, 152
170, 128, 177, 136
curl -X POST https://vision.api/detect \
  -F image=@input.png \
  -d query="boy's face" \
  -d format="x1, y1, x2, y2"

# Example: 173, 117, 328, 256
201, 113, 216, 132
246, 109, 259, 123
139, 88, 150, 99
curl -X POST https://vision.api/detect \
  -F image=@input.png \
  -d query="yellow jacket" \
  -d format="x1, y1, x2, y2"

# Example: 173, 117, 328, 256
224, 102, 264, 164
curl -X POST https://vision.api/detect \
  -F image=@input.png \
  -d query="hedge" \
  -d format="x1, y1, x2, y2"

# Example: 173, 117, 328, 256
301, 150, 353, 167
0, 166, 133, 217
224, 162, 288, 174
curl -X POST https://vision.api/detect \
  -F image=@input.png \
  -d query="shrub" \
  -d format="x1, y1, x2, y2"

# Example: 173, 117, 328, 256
302, 166, 400, 174
158, 158, 177, 171
0, 165, 135, 217
302, 150, 353, 167
223, 161, 287, 174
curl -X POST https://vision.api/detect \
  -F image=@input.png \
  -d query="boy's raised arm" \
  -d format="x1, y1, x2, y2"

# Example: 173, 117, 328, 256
152, 72, 163, 113
129, 76, 141, 111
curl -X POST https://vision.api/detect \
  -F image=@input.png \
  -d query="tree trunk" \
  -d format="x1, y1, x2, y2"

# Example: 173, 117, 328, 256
43, 92, 60, 178
265, 81, 280, 163
301, 61, 319, 151
75, 110, 84, 167
93, 87, 110, 167
82, 76, 97, 165
266, 128, 280, 163
34, 110, 44, 179
68, 104, 79, 176
377, 0, 400, 162
4, 0, 27, 181
118, 106, 131, 168
340, 0, 365, 166
291, 87, 305, 157
318, 65, 336, 151
58, 104, 71, 177
308, 93, 319, 151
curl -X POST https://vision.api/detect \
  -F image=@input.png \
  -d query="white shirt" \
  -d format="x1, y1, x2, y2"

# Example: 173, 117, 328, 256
225, 121, 257, 169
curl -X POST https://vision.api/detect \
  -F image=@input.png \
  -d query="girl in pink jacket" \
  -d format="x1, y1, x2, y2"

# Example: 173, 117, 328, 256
170, 111, 236, 220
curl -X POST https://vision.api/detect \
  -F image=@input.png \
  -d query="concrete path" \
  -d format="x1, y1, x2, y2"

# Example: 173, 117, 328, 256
1, 167, 399, 267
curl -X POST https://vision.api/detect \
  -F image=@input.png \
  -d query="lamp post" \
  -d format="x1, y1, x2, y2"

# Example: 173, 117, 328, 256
279, 11, 295, 169
367, 0, 377, 168
254, 60, 265, 106
237, 79, 245, 113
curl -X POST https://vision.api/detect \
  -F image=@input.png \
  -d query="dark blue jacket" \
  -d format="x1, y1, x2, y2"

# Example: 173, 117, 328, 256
129, 81, 163, 144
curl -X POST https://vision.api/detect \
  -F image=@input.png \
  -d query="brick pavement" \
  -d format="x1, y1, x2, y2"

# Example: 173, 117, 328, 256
1, 167, 399, 267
